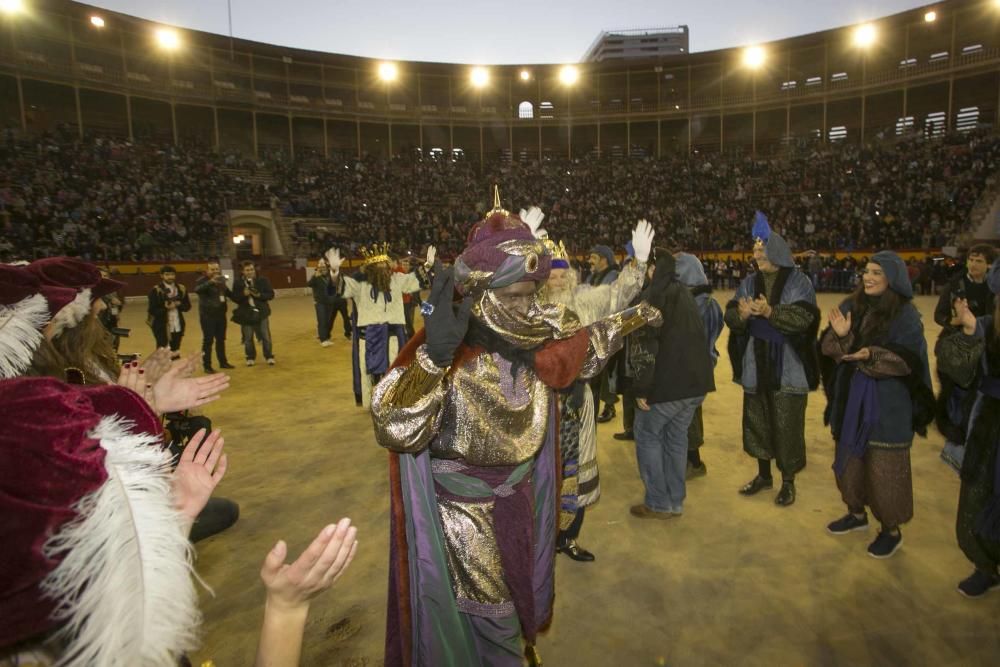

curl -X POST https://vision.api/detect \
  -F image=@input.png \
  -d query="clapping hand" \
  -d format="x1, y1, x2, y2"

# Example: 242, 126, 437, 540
954, 298, 977, 335
172, 428, 227, 525
260, 518, 358, 613
140, 347, 173, 385
749, 296, 772, 318
737, 297, 754, 321
828, 307, 852, 338
151, 352, 230, 414
630, 219, 655, 263
841, 347, 872, 362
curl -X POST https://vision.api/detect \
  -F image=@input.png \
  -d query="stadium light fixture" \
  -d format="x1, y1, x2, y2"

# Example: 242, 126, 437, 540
559, 65, 579, 86
520, 69, 531, 81
853, 23, 876, 48
924, 10, 936, 22
742, 46, 766, 69
378, 62, 398, 83
0, 0, 24, 15
155, 27, 181, 51
90, 15, 106, 28
470, 67, 489, 88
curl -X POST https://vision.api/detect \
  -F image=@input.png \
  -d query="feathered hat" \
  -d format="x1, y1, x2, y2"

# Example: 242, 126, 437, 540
0, 377, 200, 666
25, 257, 126, 336
453, 187, 551, 294
751, 211, 795, 268
0, 265, 77, 378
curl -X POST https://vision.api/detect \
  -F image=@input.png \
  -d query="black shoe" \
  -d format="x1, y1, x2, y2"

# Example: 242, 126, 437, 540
344, 331, 353, 339
686, 462, 708, 480
203, 366, 215, 374
612, 430, 635, 441
774, 481, 796, 506
867, 530, 903, 559
596, 406, 616, 423
957, 569, 1000, 598
739, 475, 773, 496
557, 539, 595, 562
219, 362, 235, 369
827, 512, 869, 535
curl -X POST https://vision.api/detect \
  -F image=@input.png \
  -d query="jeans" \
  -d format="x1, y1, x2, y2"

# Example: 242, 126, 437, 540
200, 314, 228, 368
241, 317, 273, 360
634, 396, 704, 513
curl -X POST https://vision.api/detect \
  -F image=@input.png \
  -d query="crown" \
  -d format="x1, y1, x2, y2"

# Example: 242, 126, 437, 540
360, 242, 392, 267
489, 184, 509, 216
543, 238, 568, 261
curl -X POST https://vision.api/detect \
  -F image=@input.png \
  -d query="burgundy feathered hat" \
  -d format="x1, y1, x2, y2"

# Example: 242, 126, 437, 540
0, 265, 78, 378
453, 189, 551, 294
0, 377, 198, 665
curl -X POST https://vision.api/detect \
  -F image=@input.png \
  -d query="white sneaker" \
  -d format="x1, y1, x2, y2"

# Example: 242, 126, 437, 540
320, 340, 333, 347
266, 358, 276, 366
246, 359, 255, 367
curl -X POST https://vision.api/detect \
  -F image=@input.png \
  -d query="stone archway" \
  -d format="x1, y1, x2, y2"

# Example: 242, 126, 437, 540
229, 210, 285, 257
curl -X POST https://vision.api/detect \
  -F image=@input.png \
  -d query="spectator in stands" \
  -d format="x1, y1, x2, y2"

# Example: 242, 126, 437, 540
232, 261, 276, 366
148, 265, 191, 359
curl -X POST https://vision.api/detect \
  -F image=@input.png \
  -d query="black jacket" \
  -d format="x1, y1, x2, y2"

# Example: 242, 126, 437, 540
630, 256, 716, 404
233, 276, 275, 319
308, 273, 344, 306
934, 273, 995, 329
147, 282, 192, 334
194, 275, 233, 316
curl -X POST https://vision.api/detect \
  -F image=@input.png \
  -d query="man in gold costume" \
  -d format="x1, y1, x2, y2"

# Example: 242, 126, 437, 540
371, 197, 661, 666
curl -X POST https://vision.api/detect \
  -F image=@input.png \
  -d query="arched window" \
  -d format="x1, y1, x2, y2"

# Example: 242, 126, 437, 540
518, 101, 534, 119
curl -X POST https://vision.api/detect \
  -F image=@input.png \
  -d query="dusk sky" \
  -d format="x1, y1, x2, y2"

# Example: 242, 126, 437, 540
88, 0, 932, 63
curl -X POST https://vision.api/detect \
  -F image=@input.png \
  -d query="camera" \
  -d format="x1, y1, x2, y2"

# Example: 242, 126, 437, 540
111, 327, 131, 338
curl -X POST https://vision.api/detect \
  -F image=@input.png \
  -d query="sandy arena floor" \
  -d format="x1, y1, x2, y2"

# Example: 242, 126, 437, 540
116, 290, 1000, 666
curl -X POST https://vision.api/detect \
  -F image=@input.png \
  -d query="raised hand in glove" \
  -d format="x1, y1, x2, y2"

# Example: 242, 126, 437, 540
520, 207, 546, 239
424, 245, 437, 269
631, 219, 655, 263
424, 262, 474, 368
325, 248, 344, 274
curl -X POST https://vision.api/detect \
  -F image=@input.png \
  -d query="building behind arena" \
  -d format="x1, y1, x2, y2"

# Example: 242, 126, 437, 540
0, 0, 997, 162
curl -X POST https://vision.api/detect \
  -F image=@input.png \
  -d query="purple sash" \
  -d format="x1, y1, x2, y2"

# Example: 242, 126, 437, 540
833, 371, 880, 476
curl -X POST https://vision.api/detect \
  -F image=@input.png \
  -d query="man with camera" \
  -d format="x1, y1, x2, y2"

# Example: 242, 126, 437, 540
195, 260, 236, 373
307, 257, 350, 347
232, 260, 276, 366
148, 265, 191, 359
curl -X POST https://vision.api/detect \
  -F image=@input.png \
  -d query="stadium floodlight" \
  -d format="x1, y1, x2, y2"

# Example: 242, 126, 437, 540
924, 10, 936, 22
0, 0, 24, 15
378, 62, 398, 83
155, 27, 181, 50
742, 46, 766, 69
470, 67, 489, 88
90, 15, 105, 28
519, 69, 531, 81
559, 65, 579, 86
853, 23, 876, 48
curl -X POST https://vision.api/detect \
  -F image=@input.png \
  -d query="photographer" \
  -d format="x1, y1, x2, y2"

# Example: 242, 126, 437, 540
307, 257, 349, 346
98, 265, 128, 351
195, 260, 236, 373
232, 260, 276, 366
147, 265, 191, 359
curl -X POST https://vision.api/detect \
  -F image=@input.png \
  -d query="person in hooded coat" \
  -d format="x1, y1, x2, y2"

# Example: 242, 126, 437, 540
725, 213, 820, 507
628, 249, 716, 519
674, 252, 724, 479
936, 258, 1000, 596
820, 251, 935, 559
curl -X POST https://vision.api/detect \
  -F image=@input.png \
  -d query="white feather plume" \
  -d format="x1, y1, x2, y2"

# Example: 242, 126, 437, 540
41, 416, 201, 667
50, 288, 91, 338
0, 293, 48, 378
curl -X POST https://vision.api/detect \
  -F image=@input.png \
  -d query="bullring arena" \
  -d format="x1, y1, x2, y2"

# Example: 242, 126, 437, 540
3, 0, 1000, 664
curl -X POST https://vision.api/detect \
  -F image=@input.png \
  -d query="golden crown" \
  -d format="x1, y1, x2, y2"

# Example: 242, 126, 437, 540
543, 238, 568, 261
360, 242, 392, 267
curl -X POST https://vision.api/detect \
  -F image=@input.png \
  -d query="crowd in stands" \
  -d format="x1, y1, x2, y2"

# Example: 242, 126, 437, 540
2, 127, 998, 265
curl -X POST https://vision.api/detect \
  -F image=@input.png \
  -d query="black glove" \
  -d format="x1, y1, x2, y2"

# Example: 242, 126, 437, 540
424, 263, 473, 368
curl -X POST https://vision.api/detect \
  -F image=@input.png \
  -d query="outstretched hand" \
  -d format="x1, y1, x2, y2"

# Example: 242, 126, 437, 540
424, 245, 437, 268
631, 219, 655, 264
152, 354, 230, 414
829, 307, 852, 338
424, 262, 474, 368
260, 518, 358, 613
172, 428, 227, 525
